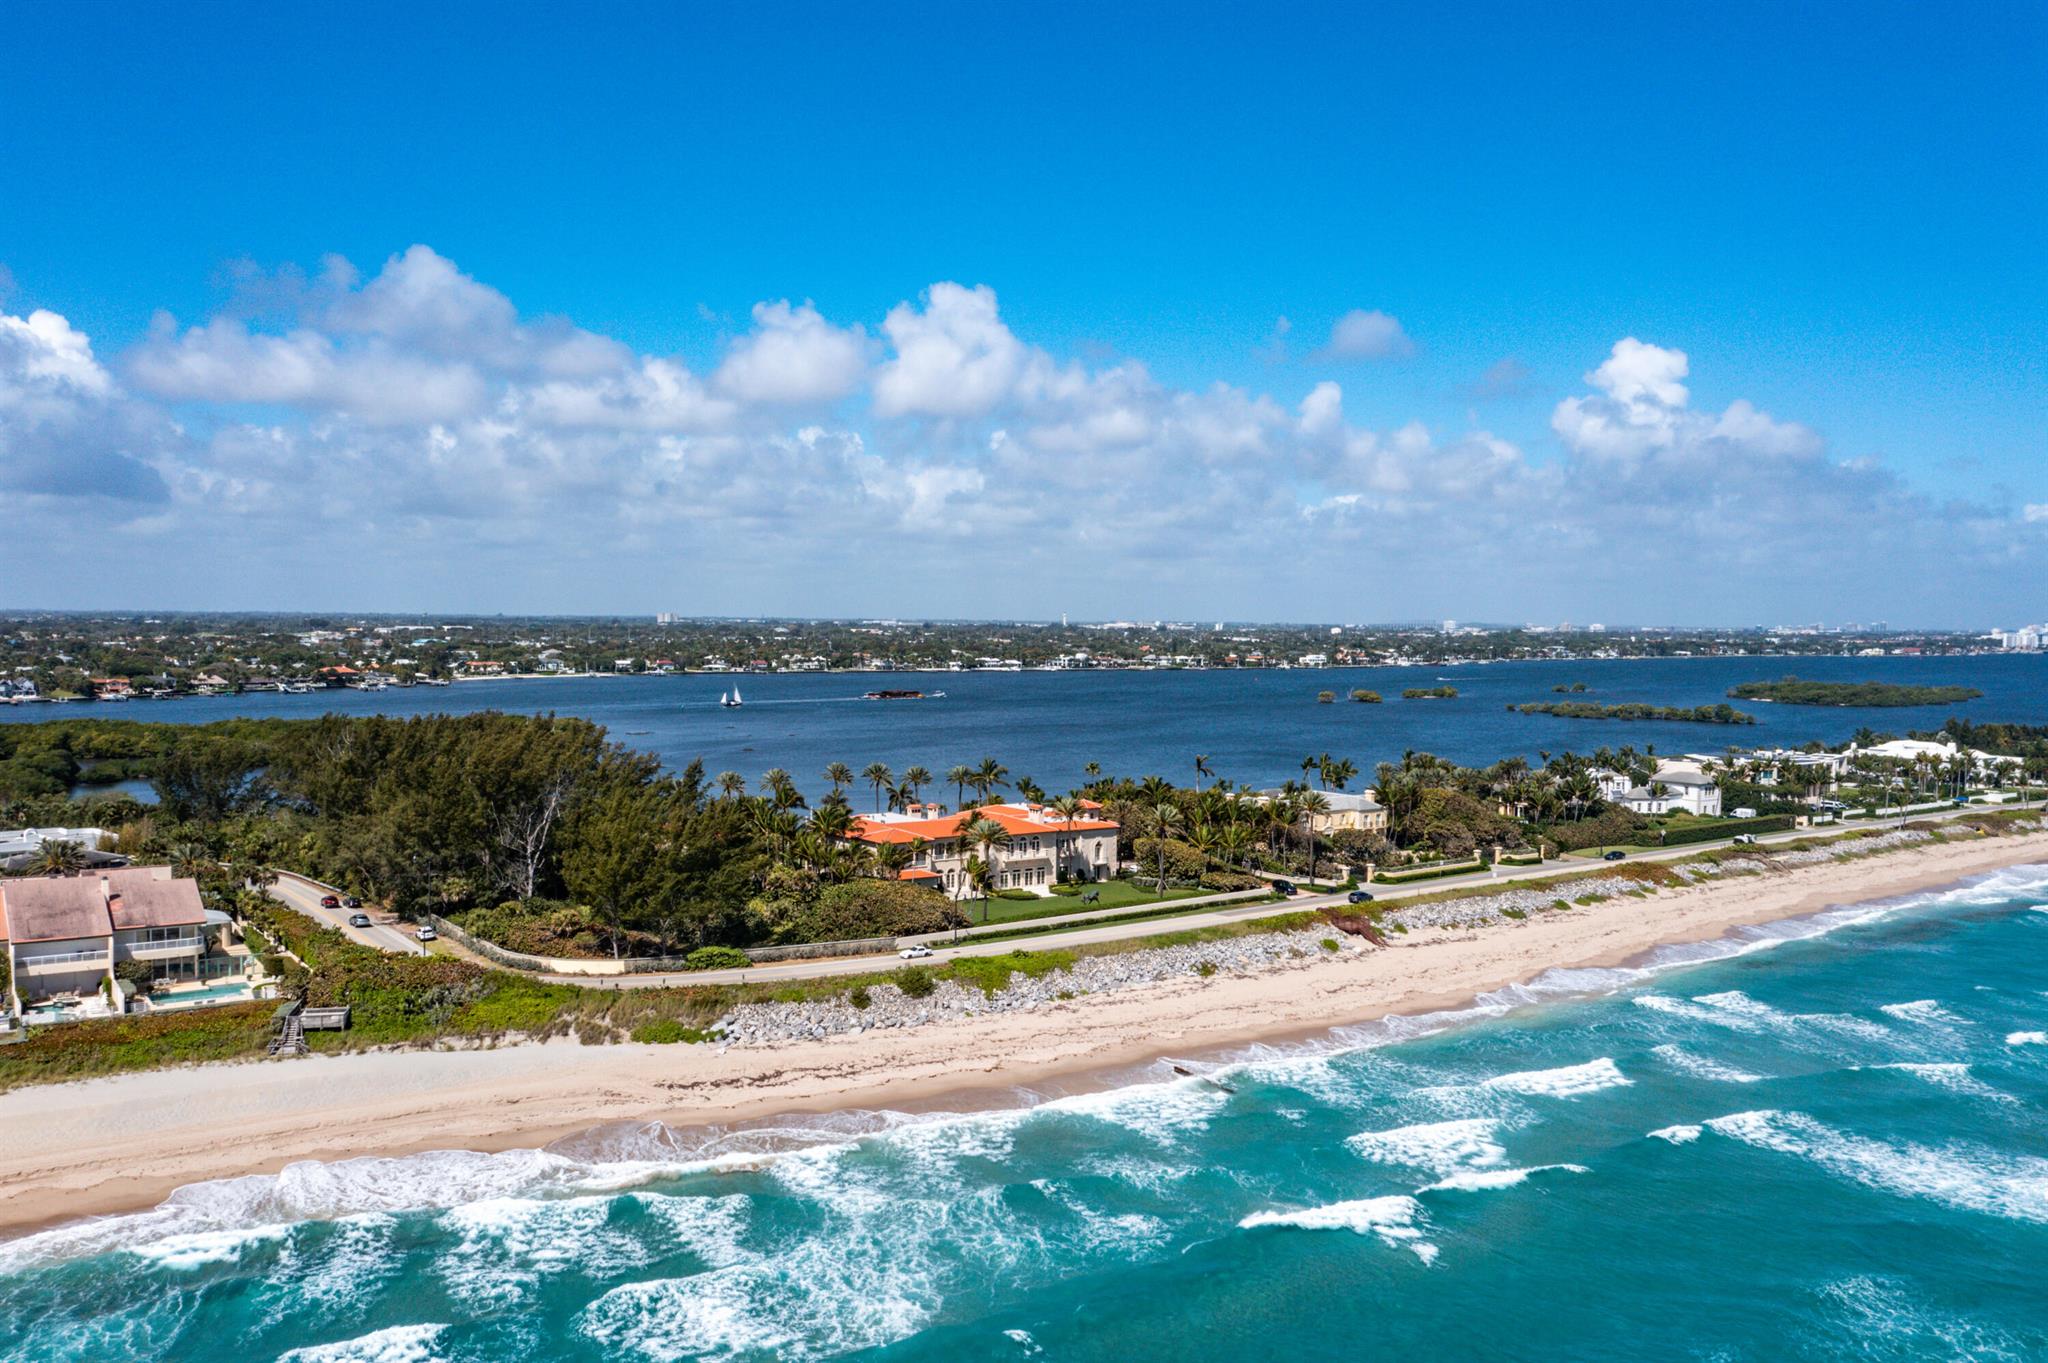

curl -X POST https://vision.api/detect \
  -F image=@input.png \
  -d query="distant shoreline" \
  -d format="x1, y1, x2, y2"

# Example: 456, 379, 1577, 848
1, 829, 2042, 1239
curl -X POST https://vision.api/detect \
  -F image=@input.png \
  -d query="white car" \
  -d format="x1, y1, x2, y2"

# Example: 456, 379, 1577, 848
415, 925, 438, 942
898, 944, 932, 960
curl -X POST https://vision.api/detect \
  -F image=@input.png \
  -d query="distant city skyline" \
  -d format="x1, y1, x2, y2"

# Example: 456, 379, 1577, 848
2, 3, 2043, 623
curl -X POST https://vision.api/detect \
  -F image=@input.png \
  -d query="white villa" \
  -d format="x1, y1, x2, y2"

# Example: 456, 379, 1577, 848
842, 801, 1121, 898
1597, 764, 1724, 817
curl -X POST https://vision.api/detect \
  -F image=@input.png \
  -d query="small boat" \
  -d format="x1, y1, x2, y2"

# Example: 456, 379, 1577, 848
721, 685, 743, 709
863, 689, 930, 700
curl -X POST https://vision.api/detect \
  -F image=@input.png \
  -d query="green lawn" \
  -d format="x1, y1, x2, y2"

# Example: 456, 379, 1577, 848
961, 880, 1210, 925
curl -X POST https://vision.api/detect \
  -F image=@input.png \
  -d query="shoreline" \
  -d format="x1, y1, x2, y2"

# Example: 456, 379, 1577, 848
2, 830, 2044, 1239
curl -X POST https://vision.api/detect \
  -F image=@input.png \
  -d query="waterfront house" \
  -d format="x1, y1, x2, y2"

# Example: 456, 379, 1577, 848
1253, 789, 1389, 836
1619, 765, 1723, 817
842, 801, 1120, 898
1, 868, 239, 1010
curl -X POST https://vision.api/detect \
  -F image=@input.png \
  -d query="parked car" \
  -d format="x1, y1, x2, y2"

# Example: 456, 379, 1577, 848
1271, 879, 1297, 896
898, 944, 933, 960
1346, 889, 1375, 904
319, 894, 340, 909
1732, 834, 1757, 846
414, 925, 438, 942
348, 912, 371, 928
1602, 850, 1627, 861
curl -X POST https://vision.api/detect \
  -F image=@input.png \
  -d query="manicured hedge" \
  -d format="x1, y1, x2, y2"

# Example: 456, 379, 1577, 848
1634, 814, 1795, 847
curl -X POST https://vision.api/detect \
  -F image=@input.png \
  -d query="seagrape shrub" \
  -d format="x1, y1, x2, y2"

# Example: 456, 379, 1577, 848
1542, 807, 1649, 852
1198, 869, 1267, 892
683, 945, 751, 970
1131, 837, 1206, 883
780, 879, 963, 944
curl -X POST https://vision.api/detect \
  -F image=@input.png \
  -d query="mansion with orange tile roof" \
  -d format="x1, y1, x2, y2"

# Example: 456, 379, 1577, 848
843, 801, 1120, 898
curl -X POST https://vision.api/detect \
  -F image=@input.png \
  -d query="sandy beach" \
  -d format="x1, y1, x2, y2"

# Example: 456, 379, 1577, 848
3, 830, 2044, 1238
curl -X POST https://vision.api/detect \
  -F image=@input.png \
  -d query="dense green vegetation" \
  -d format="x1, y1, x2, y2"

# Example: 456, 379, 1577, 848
1402, 686, 1458, 699
1728, 677, 1982, 707
1512, 701, 1756, 725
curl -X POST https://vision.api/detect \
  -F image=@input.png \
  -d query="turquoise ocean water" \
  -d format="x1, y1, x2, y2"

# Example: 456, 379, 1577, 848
4, 864, 2046, 1362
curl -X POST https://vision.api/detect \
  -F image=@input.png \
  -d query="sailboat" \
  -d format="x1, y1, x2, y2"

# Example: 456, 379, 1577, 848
721, 685, 743, 709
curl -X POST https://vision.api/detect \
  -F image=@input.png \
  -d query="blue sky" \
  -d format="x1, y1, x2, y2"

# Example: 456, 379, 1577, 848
2, 2, 2044, 623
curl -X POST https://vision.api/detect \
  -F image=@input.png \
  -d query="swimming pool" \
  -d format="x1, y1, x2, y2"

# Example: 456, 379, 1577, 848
150, 981, 262, 1010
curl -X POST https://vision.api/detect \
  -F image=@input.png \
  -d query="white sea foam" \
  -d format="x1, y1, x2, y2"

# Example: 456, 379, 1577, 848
1814, 1274, 2039, 1361
1705, 1110, 2048, 1223
437, 1191, 754, 1307
1004, 1327, 1043, 1354
1633, 993, 1763, 1031
0, 1139, 756, 1272
1880, 999, 1972, 1027
1481, 1057, 1631, 1098
1421, 1163, 1588, 1193
1239, 1195, 1437, 1262
1649, 1124, 1703, 1144
1870, 1063, 2015, 1103
127, 1222, 291, 1269
2007, 1031, 2047, 1046
1034, 1077, 1230, 1143
1346, 1117, 1506, 1175
1651, 1044, 1766, 1084
277, 1323, 449, 1363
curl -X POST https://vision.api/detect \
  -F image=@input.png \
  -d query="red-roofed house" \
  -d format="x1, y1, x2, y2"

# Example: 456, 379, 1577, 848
842, 801, 1120, 898
2, 867, 224, 1009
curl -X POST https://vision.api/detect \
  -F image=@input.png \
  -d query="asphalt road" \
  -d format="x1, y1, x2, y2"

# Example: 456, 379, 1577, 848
269, 874, 430, 956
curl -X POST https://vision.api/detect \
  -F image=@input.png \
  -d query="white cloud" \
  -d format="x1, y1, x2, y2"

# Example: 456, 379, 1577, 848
0, 308, 112, 396
872, 283, 1031, 418
713, 300, 868, 404
1551, 337, 1815, 464
1, 251, 2040, 622
1320, 308, 1413, 360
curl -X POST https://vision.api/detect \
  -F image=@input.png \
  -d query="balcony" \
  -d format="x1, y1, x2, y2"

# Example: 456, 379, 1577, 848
123, 935, 207, 961
17, 948, 111, 974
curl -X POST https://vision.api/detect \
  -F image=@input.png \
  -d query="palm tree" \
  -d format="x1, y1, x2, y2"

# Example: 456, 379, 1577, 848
824, 762, 854, 797
1217, 822, 1253, 869
1083, 762, 1101, 781
972, 757, 1010, 806
1326, 758, 1357, 792
809, 801, 854, 841
947, 764, 974, 809
1295, 790, 1331, 880
1015, 775, 1046, 803
862, 762, 894, 813
960, 816, 1011, 921
716, 770, 748, 801
1149, 799, 1181, 892
1194, 754, 1213, 785
24, 839, 87, 877
901, 765, 933, 806
1049, 794, 1084, 875
761, 768, 791, 796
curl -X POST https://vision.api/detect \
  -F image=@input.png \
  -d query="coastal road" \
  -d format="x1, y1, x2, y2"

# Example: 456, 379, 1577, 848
269, 873, 430, 957
552, 797, 2042, 989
